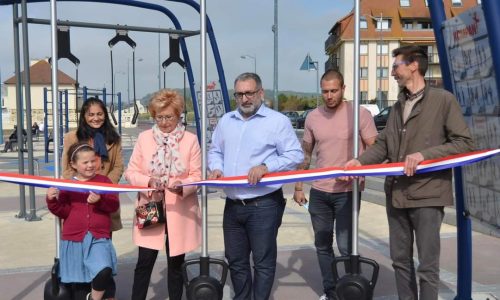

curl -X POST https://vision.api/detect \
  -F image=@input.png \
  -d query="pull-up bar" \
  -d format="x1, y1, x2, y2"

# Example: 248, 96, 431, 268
18, 17, 200, 36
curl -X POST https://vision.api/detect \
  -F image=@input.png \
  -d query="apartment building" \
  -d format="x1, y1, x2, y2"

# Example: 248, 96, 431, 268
324, 0, 481, 107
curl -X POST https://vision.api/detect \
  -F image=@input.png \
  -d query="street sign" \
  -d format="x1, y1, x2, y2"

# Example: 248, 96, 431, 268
300, 54, 317, 71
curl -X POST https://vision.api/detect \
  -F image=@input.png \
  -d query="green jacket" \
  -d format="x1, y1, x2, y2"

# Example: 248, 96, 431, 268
358, 85, 474, 208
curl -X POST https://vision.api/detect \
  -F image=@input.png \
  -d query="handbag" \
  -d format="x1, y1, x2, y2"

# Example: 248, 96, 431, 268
135, 191, 166, 229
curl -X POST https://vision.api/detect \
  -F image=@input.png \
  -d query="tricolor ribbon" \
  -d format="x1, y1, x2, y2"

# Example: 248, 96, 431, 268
183, 149, 500, 187
0, 172, 154, 194
1, 149, 498, 192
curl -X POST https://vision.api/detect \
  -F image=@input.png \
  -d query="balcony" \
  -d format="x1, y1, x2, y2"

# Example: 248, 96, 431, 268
324, 34, 340, 53
428, 51, 440, 64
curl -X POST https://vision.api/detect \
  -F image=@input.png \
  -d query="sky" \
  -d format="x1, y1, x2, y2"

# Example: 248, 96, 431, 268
0, 0, 353, 100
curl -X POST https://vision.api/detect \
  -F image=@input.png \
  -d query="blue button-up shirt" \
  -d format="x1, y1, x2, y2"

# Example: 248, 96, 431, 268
208, 104, 304, 200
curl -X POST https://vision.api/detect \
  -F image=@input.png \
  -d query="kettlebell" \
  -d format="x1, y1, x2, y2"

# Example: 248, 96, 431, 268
44, 258, 71, 300
332, 255, 379, 300
183, 256, 228, 300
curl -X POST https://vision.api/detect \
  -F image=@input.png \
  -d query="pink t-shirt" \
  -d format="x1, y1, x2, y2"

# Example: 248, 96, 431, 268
303, 102, 378, 193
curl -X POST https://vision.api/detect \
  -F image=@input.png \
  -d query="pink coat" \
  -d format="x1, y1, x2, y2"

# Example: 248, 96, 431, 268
124, 129, 201, 256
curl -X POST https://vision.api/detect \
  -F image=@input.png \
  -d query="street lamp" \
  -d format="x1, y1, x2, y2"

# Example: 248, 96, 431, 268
128, 58, 143, 105
0, 67, 3, 144
113, 70, 126, 100
366, 13, 384, 108
240, 54, 257, 73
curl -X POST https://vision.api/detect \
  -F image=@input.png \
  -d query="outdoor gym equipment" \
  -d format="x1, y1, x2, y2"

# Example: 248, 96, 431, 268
108, 29, 136, 125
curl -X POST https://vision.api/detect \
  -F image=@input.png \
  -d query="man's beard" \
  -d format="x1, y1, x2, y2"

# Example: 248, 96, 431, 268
238, 103, 259, 117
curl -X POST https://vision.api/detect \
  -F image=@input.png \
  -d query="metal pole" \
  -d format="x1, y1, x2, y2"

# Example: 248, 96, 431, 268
273, 0, 278, 110
253, 54, 256, 74
316, 62, 319, 107
200, 0, 208, 258
20, 17, 199, 36
117, 92, 122, 135
428, 1, 472, 298
0, 67, 3, 145
50, 0, 62, 258
127, 59, 130, 104
377, 13, 383, 108
12, 3, 27, 219
158, 31, 161, 90
352, 0, 361, 256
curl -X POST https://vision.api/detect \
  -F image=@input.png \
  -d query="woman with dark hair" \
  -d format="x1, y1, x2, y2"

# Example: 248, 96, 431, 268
61, 97, 123, 300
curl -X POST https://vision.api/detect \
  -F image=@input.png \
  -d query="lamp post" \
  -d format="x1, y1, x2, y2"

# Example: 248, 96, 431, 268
128, 58, 143, 105
240, 54, 257, 73
0, 67, 3, 144
113, 71, 126, 99
273, 0, 279, 111
367, 13, 384, 108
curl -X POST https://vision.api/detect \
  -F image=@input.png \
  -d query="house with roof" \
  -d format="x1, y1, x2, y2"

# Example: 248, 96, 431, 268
324, 0, 481, 107
2, 59, 78, 130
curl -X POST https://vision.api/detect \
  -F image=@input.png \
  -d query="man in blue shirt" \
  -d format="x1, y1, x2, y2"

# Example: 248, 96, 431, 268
208, 72, 303, 300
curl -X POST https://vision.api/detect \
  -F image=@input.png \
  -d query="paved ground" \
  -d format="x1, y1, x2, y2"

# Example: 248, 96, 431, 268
0, 124, 499, 299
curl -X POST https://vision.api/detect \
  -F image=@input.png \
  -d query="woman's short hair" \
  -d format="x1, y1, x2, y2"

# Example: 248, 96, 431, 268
148, 89, 185, 118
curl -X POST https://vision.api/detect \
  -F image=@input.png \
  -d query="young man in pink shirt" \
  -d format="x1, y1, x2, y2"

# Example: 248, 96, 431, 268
293, 69, 377, 300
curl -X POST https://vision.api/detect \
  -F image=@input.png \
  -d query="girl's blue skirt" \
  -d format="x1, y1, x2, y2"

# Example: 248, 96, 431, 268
59, 232, 117, 283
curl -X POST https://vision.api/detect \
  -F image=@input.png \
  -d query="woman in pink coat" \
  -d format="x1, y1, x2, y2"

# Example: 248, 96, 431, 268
124, 89, 201, 300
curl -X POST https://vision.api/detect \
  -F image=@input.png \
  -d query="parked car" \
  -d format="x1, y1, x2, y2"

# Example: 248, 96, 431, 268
282, 111, 300, 128
296, 109, 313, 129
360, 104, 380, 117
373, 106, 392, 131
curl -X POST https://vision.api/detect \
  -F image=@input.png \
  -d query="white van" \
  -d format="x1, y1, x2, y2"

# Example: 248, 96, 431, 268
360, 104, 380, 116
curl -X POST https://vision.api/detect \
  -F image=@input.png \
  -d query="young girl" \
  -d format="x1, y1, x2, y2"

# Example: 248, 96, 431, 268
46, 142, 119, 300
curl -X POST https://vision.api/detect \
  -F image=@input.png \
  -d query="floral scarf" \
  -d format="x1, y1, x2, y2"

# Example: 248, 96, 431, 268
149, 123, 186, 186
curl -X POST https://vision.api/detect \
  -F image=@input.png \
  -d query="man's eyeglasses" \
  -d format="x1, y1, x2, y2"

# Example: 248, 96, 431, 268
154, 115, 176, 122
392, 61, 408, 70
233, 89, 260, 100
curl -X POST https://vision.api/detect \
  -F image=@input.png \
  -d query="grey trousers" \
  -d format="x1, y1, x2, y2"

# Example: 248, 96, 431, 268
386, 200, 444, 300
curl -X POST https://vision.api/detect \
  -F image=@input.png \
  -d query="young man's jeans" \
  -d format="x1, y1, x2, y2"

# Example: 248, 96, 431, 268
309, 188, 357, 297
223, 189, 286, 300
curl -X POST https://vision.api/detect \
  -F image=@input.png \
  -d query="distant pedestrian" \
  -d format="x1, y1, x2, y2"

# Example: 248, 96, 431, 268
46, 142, 119, 300
2, 125, 26, 152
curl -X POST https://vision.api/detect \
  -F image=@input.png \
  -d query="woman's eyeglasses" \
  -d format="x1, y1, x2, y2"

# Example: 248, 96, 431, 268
155, 115, 176, 122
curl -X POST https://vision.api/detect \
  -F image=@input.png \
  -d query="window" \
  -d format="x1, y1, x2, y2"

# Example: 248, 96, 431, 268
402, 21, 413, 30
381, 91, 388, 100
416, 21, 433, 29
477, 0, 481, 4
360, 17, 367, 29
360, 44, 368, 55
400, 0, 410, 6
425, 0, 428, 6
377, 67, 389, 78
377, 44, 389, 55
360, 67, 368, 78
360, 91, 368, 102
427, 45, 438, 63
451, 0, 462, 6
377, 19, 392, 30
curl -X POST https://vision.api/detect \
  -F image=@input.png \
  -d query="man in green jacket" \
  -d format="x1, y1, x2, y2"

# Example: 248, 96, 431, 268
345, 45, 474, 300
